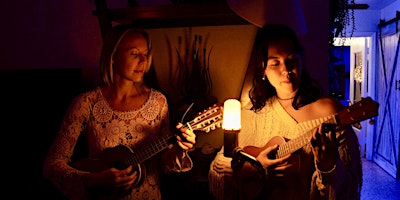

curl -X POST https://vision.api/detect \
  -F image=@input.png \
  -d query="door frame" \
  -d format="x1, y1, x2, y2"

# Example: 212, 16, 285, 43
333, 32, 377, 159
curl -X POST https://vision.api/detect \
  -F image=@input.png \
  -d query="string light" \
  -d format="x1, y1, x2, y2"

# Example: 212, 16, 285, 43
354, 65, 362, 82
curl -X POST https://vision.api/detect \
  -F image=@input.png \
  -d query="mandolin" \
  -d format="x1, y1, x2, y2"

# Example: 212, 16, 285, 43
71, 104, 223, 196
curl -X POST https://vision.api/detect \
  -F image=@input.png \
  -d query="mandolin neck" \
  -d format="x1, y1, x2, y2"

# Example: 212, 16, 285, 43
123, 134, 175, 167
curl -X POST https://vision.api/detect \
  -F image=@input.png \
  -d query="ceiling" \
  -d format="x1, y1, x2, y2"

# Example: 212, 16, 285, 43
140, 0, 398, 10
355, 0, 398, 10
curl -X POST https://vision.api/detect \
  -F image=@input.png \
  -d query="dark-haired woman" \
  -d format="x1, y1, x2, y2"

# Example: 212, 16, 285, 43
208, 24, 362, 200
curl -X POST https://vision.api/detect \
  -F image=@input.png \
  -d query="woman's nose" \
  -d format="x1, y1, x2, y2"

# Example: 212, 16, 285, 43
281, 64, 290, 74
284, 60, 295, 72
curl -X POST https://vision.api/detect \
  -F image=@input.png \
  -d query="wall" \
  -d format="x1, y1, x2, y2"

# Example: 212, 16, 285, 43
0, 1, 101, 89
350, 0, 399, 37
381, 1, 400, 22
148, 25, 257, 105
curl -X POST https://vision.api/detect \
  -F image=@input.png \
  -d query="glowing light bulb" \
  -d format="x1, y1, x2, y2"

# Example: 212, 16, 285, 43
222, 99, 241, 131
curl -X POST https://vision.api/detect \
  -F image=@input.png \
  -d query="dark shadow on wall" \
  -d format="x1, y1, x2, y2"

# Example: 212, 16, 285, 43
0, 68, 83, 199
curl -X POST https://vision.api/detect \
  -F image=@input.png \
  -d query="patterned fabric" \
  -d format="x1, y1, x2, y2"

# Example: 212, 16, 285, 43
209, 96, 361, 200
43, 87, 193, 200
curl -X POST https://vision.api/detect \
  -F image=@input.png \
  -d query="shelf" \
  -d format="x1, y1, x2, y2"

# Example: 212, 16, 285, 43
92, 1, 250, 30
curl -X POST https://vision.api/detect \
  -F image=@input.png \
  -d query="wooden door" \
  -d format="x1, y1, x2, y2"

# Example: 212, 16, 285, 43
374, 29, 400, 179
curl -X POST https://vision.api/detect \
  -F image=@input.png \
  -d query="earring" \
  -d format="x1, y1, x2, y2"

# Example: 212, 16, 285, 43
262, 75, 266, 81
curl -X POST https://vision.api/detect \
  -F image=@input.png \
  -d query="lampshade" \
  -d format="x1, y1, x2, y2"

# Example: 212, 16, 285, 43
222, 99, 241, 131
227, 0, 307, 35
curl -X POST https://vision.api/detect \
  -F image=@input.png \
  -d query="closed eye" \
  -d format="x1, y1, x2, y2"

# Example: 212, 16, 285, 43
131, 49, 148, 59
267, 59, 280, 67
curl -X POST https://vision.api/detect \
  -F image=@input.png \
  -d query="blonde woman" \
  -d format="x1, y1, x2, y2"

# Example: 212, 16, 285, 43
43, 25, 195, 200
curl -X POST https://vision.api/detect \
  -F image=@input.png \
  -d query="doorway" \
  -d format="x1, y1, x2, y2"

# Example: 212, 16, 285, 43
334, 31, 400, 179
332, 34, 376, 159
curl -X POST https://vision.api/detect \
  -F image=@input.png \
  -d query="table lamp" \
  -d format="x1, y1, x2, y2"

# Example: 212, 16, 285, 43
222, 99, 241, 157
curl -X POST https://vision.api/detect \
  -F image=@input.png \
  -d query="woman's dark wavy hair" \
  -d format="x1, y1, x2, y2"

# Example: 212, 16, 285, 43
249, 24, 323, 112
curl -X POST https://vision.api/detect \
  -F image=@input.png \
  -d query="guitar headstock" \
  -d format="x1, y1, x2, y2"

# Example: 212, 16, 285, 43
336, 97, 379, 126
186, 104, 223, 133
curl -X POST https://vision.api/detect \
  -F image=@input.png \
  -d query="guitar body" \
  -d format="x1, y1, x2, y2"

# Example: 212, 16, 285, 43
243, 136, 301, 177
72, 145, 146, 187
235, 136, 302, 199
244, 135, 287, 157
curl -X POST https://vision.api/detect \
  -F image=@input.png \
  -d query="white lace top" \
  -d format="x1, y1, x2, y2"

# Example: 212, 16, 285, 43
43, 87, 193, 200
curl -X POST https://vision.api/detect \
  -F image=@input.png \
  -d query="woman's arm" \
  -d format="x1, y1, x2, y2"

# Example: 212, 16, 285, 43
160, 98, 195, 173
43, 94, 91, 199
310, 125, 362, 200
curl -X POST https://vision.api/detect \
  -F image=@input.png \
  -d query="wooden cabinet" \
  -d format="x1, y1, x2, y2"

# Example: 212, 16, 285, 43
92, 0, 250, 38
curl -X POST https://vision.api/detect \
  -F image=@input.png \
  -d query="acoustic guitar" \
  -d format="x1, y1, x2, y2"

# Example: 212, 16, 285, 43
71, 104, 223, 196
235, 97, 379, 199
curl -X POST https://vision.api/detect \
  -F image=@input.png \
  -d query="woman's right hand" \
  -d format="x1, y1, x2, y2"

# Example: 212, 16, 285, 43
212, 150, 233, 173
82, 165, 137, 191
256, 144, 292, 178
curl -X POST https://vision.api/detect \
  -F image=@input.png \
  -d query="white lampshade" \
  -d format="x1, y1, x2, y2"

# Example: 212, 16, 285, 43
222, 99, 241, 131
227, 0, 307, 35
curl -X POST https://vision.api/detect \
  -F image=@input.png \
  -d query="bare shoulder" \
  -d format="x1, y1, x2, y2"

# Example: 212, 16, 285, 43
312, 96, 343, 116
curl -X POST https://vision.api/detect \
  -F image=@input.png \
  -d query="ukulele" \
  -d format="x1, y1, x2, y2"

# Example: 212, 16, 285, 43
71, 104, 223, 196
235, 97, 379, 199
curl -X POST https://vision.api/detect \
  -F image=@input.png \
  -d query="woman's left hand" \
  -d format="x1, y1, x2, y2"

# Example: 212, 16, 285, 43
175, 123, 196, 151
310, 123, 339, 171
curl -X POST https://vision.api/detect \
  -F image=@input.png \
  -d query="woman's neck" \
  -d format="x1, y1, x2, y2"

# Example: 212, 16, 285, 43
276, 96, 295, 101
276, 89, 298, 101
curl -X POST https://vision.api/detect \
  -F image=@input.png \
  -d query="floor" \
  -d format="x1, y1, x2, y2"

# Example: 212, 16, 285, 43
34, 156, 400, 199
361, 158, 400, 200
166, 151, 400, 200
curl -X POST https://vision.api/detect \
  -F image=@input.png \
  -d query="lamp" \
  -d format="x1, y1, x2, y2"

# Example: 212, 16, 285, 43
226, 0, 307, 35
222, 99, 241, 157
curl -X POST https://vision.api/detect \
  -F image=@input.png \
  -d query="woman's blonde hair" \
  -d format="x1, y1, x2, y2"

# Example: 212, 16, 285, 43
99, 25, 152, 86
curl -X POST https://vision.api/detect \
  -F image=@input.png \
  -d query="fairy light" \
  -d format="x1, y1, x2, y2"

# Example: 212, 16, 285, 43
354, 65, 362, 83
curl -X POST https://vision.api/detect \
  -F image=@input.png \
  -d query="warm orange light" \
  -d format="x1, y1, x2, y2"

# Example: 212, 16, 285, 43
222, 99, 241, 131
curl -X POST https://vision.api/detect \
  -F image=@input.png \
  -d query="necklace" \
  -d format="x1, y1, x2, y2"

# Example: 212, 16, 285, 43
276, 96, 295, 101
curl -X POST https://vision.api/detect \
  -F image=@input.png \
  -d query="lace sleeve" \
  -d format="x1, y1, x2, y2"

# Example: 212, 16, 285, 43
160, 99, 194, 173
42, 94, 92, 200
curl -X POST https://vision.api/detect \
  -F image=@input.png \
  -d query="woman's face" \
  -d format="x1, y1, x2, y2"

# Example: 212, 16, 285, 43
113, 31, 149, 83
264, 38, 302, 95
